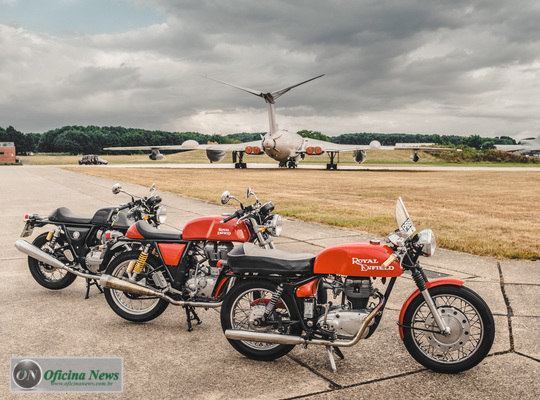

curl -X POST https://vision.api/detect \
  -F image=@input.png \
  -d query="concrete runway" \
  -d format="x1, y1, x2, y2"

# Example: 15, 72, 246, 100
1, 166, 539, 399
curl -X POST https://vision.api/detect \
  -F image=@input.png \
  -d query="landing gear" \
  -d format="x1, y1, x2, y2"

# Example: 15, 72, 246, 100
232, 151, 247, 169
287, 160, 297, 169
326, 152, 338, 170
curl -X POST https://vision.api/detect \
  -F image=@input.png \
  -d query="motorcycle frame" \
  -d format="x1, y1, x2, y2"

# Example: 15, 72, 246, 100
226, 248, 462, 341
112, 237, 236, 302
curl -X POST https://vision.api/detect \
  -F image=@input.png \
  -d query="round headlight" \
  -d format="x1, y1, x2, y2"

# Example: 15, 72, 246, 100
269, 214, 282, 237
156, 206, 167, 224
416, 229, 436, 257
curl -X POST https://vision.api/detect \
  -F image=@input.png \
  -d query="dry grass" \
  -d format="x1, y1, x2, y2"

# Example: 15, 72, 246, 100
62, 166, 540, 260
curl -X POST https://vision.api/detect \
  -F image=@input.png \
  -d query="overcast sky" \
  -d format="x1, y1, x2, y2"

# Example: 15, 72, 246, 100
2, 0, 540, 140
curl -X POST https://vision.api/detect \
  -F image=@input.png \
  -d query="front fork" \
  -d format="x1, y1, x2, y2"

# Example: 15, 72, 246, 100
411, 266, 451, 335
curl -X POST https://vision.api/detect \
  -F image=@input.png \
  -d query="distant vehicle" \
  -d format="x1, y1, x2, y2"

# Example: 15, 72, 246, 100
79, 155, 108, 165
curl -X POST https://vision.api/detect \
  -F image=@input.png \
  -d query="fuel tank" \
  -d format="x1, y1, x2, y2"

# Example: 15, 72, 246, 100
182, 215, 250, 242
313, 242, 402, 277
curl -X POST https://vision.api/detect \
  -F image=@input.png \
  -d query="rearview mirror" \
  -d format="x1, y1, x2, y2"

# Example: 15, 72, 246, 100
112, 183, 122, 195
221, 191, 231, 205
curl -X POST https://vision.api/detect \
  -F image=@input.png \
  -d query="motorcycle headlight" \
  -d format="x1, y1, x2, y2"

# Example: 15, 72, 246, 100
416, 229, 436, 257
156, 206, 167, 224
268, 214, 282, 237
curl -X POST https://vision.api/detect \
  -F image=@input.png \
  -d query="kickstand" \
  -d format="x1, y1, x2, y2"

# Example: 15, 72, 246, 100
326, 346, 338, 373
184, 306, 202, 332
84, 278, 103, 299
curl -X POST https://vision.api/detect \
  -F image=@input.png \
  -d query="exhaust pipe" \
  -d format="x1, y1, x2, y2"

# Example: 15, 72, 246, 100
15, 239, 100, 280
99, 274, 223, 308
225, 292, 386, 348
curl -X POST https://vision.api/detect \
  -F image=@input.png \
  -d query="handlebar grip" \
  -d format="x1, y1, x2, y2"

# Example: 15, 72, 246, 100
381, 254, 397, 269
221, 210, 242, 223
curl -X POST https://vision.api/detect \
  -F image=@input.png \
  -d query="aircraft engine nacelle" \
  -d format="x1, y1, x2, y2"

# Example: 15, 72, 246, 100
353, 150, 366, 164
410, 153, 420, 162
149, 152, 164, 161
206, 149, 226, 163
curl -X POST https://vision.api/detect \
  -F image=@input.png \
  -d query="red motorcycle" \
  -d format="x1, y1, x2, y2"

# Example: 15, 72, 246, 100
220, 198, 495, 373
99, 188, 282, 330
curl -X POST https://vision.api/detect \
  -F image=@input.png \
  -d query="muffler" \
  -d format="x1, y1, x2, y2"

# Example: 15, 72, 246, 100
99, 274, 223, 308
225, 292, 386, 348
15, 239, 100, 280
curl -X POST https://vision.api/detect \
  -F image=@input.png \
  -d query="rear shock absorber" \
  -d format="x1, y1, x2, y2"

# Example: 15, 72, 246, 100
45, 227, 62, 252
263, 284, 284, 320
128, 244, 151, 278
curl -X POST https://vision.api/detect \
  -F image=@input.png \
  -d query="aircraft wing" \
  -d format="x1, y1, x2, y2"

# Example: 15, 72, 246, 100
198, 140, 263, 152
104, 141, 201, 152
300, 138, 458, 153
495, 144, 527, 152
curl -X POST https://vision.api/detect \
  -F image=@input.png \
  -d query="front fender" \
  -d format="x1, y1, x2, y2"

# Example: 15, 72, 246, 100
398, 278, 465, 339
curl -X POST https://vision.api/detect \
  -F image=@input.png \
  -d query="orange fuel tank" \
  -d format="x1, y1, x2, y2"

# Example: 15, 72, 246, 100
313, 242, 402, 278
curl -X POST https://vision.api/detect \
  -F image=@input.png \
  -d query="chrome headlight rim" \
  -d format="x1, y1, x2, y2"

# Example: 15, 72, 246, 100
156, 205, 167, 224
268, 214, 282, 237
416, 229, 436, 257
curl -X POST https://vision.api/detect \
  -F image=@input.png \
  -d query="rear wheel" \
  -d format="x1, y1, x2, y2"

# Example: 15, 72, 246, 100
221, 279, 301, 361
103, 251, 169, 322
28, 232, 77, 290
402, 285, 495, 373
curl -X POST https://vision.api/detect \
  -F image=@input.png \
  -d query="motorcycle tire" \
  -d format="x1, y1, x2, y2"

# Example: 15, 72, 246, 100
402, 284, 495, 373
221, 279, 302, 361
28, 232, 77, 290
103, 251, 169, 323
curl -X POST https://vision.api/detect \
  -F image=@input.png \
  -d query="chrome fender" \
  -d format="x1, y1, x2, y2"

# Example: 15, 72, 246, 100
398, 278, 465, 339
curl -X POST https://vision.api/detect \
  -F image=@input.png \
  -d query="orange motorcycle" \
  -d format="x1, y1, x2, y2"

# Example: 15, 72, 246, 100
220, 198, 495, 373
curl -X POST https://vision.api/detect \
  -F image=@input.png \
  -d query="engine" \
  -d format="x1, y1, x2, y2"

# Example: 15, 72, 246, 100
185, 241, 234, 298
353, 150, 366, 164
316, 277, 374, 339
206, 149, 226, 163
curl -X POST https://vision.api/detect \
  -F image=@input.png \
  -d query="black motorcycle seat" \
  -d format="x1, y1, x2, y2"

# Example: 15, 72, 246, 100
227, 243, 315, 275
134, 220, 182, 240
48, 207, 93, 224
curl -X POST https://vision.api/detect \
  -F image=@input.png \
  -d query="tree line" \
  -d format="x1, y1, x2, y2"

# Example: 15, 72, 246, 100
1, 125, 518, 155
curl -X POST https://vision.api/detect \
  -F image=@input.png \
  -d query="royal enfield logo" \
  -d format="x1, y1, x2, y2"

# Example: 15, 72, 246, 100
351, 258, 393, 271
12, 359, 43, 390
217, 228, 231, 236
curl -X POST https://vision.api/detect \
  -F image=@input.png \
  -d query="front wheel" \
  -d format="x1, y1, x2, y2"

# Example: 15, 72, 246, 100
28, 232, 77, 290
220, 279, 301, 361
402, 285, 495, 373
103, 251, 169, 322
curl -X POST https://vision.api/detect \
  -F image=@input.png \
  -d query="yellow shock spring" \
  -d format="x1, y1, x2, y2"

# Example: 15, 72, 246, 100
133, 252, 149, 274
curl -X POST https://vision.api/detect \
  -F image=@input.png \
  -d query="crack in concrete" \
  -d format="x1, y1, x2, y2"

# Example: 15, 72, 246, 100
497, 261, 515, 352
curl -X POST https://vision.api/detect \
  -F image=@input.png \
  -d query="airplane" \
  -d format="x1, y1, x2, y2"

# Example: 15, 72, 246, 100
495, 135, 540, 156
104, 74, 458, 169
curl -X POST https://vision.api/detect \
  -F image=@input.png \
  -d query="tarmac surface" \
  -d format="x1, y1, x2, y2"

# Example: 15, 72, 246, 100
1, 165, 539, 399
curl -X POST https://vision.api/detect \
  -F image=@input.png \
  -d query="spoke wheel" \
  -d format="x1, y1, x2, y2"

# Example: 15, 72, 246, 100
221, 280, 301, 361
103, 251, 169, 322
402, 285, 494, 373
28, 232, 77, 290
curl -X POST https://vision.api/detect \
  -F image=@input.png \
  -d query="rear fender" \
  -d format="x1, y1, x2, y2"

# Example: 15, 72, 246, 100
398, 278, 465, 339
98, 240, 142, 272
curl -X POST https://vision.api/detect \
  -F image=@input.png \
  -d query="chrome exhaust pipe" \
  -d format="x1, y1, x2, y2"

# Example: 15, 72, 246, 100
225, 292, 386, 347
99, 274, 223, 308
15, 239, 100, 280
